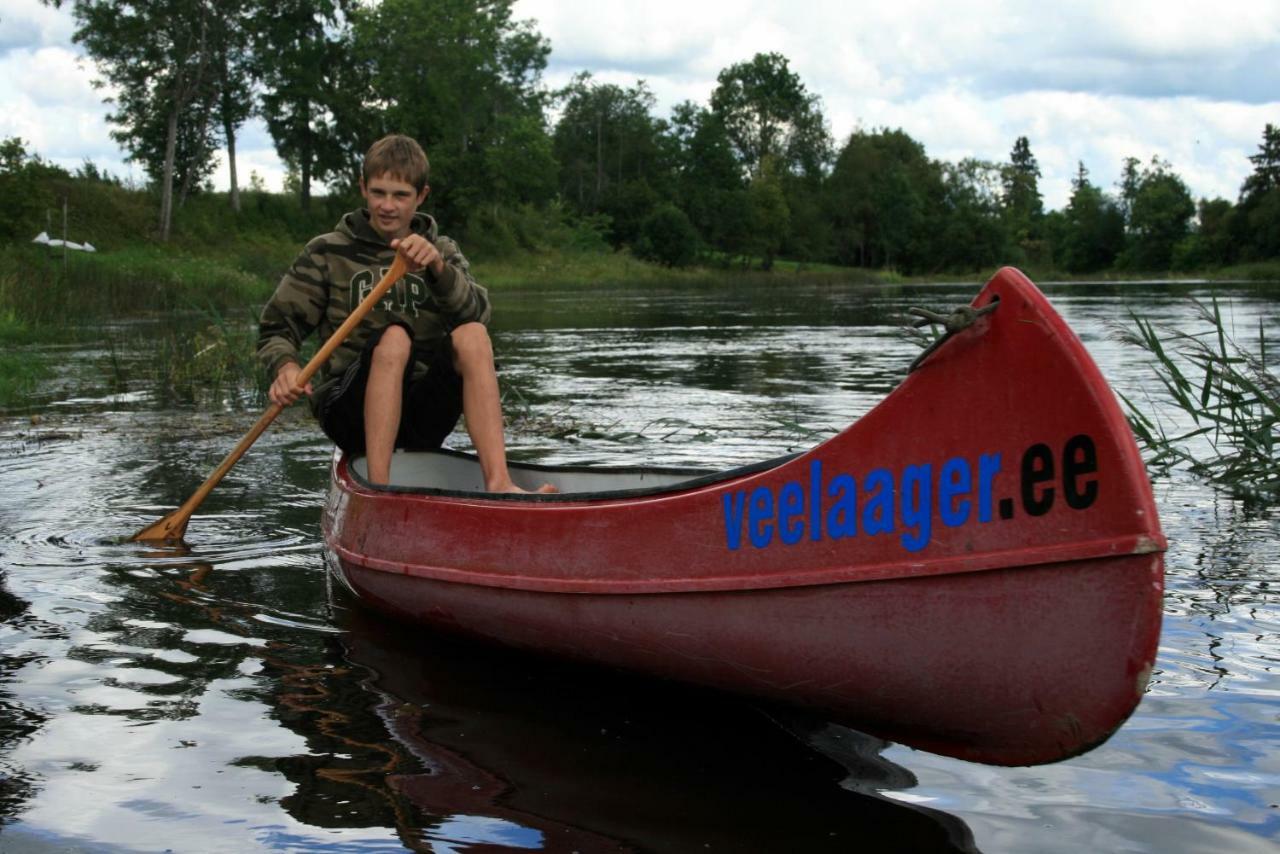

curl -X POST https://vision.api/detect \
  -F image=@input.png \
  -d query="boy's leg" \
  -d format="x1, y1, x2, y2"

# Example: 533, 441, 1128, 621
363, 325, 412, 484
450, 323, 553, 494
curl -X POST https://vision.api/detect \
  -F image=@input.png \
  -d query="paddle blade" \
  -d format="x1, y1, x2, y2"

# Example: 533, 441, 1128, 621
130, 508, 191, 544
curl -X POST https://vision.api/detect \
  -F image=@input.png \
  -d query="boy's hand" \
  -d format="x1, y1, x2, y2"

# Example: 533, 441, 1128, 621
269, 362, 312, 407
391, 234, 445, 278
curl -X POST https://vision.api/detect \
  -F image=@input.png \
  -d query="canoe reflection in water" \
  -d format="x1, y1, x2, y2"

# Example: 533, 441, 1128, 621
308, 599, 981, 853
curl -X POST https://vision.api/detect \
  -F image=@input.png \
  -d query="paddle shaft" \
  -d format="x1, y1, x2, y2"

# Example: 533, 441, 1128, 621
131, 253, 409, 542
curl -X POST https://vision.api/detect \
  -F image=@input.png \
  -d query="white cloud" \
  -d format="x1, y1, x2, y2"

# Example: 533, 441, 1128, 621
0, 44, 137, 177
0, 0, 76, 50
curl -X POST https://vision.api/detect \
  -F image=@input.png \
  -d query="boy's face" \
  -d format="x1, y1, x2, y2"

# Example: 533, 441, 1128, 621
361, 173, 429, 240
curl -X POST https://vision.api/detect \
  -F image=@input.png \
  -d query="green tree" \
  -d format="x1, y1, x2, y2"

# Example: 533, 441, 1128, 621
0, 138, 70, 241
935, 158, 1008, 272
351, 0, 552, 227
825, 128, 940, 271
255, 0, 362, 211
483, 113, 558, 210
1001, 136, 1044, 259
213, 0, 257, 212
1059, 162, 1125, 273
553, 74, 672, 244
110, 89, 220, 209
709, 52, 831, 180
779, 172, 832, 265
1118, 157, 1196, 271
47, 0, 225, 240
668, 101, 746, 257
1117, 156, 1141, 226
1236, 123, 1280, 260
747, 155, 791, 269
1173, 197, 1236, 270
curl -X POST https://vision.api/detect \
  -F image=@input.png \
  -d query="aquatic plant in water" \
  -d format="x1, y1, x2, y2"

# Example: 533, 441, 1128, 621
1120, 297, 1280, 498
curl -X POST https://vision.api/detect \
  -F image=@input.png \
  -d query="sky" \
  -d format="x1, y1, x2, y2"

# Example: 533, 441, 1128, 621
1, 0, 1277, 211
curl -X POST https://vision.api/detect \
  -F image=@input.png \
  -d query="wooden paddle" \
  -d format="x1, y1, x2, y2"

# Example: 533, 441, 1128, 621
131, 253, 409, 543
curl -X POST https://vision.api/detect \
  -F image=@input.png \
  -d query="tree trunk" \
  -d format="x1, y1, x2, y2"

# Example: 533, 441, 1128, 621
178, 89, 216, 209
159, 107, 179, 242
595, 112, 603, 207
300, 97, 312, 212
225, 114, 240, 213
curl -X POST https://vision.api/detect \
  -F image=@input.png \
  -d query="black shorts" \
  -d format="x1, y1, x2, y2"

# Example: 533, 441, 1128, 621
316, 322, 464, 455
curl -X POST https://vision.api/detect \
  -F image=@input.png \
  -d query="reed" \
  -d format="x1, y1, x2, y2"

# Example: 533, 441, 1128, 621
136, 312, 269, 409
1119, 297, 1280, 497
0, 351, 51, 410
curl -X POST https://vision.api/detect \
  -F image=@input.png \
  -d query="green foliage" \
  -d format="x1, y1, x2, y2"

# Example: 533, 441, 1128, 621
709, 52, 832, 180
353, 0, 552, 228
634, 203, 699, 268
1121, 299, 1280, 498
255, 0, 364, 208
746, 158, 791, 269
1172, 198, 1236, 271
932, 158, 1008, 272
825, 128, 941, 272
13, 8, 1280, 279
1234, 126, 1280, 262
57, 0, 246, 239
1001, 136, 1044, 244
1118, 157, 1196, 271
552, 74, 674, 245
0, 139, 161, 256
668, 102, 745, 256
1058, 163, 1125, 273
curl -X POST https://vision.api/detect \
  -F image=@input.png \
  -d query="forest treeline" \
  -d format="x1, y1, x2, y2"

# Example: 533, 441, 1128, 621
5, 0, 1280, 276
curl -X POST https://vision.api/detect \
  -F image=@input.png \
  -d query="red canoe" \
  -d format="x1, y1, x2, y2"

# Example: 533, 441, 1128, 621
323, 267, 1166, 766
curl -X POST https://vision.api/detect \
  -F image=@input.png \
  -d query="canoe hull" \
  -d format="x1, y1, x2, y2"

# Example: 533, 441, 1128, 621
323, 267, 1166, 766
329, 547, 1160, 767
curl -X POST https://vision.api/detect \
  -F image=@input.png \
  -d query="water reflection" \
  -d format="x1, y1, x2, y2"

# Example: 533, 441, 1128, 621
0, 578, 42, 822
328, 601, 979, 852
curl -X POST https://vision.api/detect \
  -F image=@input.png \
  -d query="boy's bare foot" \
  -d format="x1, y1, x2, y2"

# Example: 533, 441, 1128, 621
488, 480, 558, 495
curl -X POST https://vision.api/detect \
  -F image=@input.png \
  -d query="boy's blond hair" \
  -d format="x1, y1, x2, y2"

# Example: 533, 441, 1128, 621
362, 134, 430, 191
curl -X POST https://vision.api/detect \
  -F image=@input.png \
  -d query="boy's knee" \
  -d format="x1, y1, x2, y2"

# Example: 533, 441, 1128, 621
371, 325, 412, 367
451, 322, 494, 370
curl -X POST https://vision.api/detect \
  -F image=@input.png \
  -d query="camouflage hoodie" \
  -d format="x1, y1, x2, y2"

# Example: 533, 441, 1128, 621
256, 208, 490, 414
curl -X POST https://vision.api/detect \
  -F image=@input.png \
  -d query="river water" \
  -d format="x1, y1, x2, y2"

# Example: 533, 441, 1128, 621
1, 275, 1277, 852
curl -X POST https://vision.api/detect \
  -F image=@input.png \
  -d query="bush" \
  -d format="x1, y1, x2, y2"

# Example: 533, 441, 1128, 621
633, 203, 700, 268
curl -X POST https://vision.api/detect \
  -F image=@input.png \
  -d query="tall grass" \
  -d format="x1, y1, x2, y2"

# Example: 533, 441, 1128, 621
0, 351, 51, 409
1120, 297, 1280, 497
2, 245, 276, 324
94, 306, 270, 410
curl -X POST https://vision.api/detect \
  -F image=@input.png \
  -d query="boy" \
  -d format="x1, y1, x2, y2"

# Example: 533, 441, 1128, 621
257, 134, 547, 493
